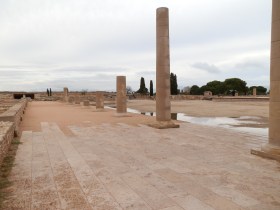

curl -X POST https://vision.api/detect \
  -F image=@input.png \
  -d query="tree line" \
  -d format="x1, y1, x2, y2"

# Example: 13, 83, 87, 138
134, 72, 179, 96
189, 78, 267, 95
132, 76, 267, 96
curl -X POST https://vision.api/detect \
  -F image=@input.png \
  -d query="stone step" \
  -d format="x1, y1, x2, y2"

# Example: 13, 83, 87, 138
31, 131, 60, 209
43, 122, 122, 210
2, 131, 33, 209
41, 122, 91, 210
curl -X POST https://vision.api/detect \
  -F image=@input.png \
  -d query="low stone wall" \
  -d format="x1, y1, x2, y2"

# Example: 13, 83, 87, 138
170, 95, 204, 100
0, 99, 27, 137
212, 96, 269, 102
0, 121, 15, 166
132, 95, 204, 100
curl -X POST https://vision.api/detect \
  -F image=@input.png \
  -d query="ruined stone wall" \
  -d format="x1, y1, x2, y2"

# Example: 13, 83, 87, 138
212, 97, 269, 102
0, 99, 27, 137
170, 95, 204, 100
132, 95, 204, 100
0, 121, 15, 166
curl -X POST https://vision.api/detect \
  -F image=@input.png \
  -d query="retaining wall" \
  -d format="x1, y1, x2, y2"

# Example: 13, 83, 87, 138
0, 121, 15, 166
0, 99, 27, 137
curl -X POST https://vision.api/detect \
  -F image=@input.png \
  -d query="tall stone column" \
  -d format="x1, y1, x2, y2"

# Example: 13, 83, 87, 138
96, 91, 104, 111
116, 76, 127, 115
156, 7, 171, 122
149, 7, 179, 129
251, 0, 280, 160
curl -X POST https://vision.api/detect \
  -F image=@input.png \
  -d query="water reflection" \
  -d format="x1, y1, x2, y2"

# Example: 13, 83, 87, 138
171, 113, 177, 120
124, 107, 268, 137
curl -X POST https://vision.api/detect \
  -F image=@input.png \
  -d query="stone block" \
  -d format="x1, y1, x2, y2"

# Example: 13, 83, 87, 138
148, 120, 179, 129
0, 121, 15, 166
83, 100, 90, 106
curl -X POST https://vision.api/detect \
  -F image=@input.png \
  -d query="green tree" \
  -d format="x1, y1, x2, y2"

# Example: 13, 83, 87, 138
190, 85, 201, 95
149, 80, 153, 96
137, 77, 148, 94
199, 85, 207, 94
170, 73, 178, 95
224, 78, 248, 95
249, 86, 267, 95
205, 80, 226, 95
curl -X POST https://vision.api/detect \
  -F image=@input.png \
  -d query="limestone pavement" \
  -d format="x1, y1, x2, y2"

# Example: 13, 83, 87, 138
2, 101, 280, 210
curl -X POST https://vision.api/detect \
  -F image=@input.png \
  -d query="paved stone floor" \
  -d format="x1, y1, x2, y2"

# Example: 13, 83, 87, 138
2, 102, 280, 210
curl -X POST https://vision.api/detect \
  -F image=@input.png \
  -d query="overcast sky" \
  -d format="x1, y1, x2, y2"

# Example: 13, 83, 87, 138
0, 0, 272, 92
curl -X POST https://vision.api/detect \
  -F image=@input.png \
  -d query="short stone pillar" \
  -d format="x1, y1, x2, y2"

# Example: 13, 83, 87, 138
251, 0, 280, 161
253, 87, 257, 96
96, 91, 104, 111
68, 97, 74, 103
149, 7, 179, 129
116, 76, 127, 115
83, 100, 90, 106
235, 92, 238, 97
204, 91, 213, 99
75, 96, 80, 105
63, 87, 69, 102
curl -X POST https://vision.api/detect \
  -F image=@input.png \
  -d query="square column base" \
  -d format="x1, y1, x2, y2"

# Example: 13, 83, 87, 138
114, 113, 131, 117
251, 144, 280, 162
148, 120, 180, 129
93, 108, 105, 112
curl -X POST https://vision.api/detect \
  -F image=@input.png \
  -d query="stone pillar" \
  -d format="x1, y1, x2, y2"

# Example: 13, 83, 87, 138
156, 7, 171, 122
149, 7, 179, 129
96, 91, 104, 111
83, 100, 89, 106
63, 87, 68, 96
251, 0, 280, 161
75, 96, 80, 105
116, 76, 127, 115
253, 87, 257, 96
63, 87, 69, 102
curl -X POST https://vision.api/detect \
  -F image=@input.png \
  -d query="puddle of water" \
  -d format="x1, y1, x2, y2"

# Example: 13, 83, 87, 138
118, 107, 268, 137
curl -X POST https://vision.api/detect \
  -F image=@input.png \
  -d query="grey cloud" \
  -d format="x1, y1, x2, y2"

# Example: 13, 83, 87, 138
235, 61, 267, 71
0, 0, 271, 91
192, 62, 220, 73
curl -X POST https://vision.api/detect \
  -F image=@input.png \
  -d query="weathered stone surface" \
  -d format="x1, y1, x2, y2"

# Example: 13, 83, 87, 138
0, 99, 27, 136
96, 91, 104, 110
252, 0, 280, 160
0, 121, 15, 165
253, 88, 257, 97
83, 100, 90, 106
4, 101, 279, 209
74, 96, 80, 105
156, 8, 171, 122
116, 76, 127, 114
153, 7, 179, 129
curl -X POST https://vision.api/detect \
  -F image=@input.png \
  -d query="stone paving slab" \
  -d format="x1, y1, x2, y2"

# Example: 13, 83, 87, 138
2, 107, 280, 209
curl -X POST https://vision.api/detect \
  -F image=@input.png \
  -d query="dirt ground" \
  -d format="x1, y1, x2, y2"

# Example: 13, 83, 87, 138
20, 100, 269, 133
20, 101, 157, 134
127, 100, 269, 118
